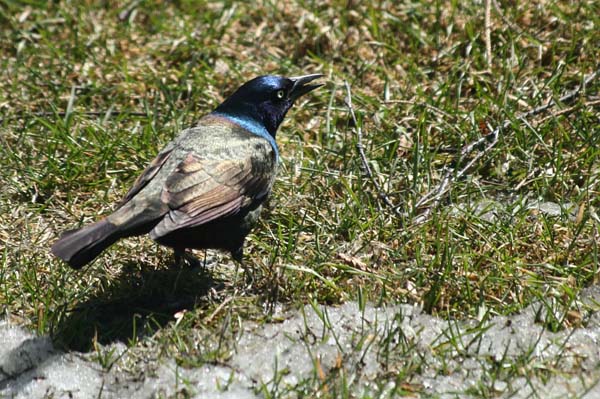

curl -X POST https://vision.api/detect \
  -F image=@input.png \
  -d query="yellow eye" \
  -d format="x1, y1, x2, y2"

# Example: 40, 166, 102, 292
276, 90, 285, 99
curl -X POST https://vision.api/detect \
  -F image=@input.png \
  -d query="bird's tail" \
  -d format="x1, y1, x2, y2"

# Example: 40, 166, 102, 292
51, 219, 121, 269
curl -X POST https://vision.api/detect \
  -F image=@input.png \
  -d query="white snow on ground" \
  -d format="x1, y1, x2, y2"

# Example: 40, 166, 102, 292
2, 287, 600, 398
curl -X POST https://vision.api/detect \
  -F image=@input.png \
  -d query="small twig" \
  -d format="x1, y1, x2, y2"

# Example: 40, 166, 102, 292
205, 295, 234, 323
344, 81, 401, 216
535, 98, 600, 126
484, 0, 493, 68
413, 67, 600, 224
514, 165, 539, 191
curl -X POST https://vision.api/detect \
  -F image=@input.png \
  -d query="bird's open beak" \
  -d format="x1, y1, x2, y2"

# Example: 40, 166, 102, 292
289, 74, 325, 101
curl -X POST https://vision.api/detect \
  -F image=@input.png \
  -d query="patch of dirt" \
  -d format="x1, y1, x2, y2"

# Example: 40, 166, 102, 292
2, 286, 600, 398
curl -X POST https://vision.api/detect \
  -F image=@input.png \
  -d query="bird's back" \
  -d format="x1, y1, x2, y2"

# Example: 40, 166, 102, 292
107, 115, 278, 245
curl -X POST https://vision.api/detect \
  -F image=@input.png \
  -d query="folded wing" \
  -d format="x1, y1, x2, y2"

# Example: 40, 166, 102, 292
150, 151, 273, 239
119, 144, 174, 206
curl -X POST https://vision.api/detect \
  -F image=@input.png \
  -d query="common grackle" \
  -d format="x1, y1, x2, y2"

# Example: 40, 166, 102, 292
51, 74, 323, 269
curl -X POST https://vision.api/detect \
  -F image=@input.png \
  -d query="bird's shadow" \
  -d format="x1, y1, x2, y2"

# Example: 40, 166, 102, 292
50, 261, 224, 352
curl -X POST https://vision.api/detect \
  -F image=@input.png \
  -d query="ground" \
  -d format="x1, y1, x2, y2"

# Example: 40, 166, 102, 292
3, 284, 600, 397
1, 0, 600, 397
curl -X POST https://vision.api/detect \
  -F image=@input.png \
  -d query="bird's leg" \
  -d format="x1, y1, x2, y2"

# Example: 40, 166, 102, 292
173, 249, 201, 269
202, 249, 208, 268
232, 246, 254, 286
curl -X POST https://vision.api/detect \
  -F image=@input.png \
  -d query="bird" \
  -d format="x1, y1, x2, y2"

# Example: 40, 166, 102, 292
51, 74, 324, 269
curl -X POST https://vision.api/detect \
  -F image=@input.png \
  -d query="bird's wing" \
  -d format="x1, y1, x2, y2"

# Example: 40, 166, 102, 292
118, 145, 174, 206
150, 150, 274, 238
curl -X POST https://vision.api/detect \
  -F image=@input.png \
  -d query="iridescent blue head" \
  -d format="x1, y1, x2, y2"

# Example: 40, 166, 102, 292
212, 74, 324, 157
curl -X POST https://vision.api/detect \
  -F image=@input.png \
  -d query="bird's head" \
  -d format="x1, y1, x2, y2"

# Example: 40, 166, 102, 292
213, 74, 324, 138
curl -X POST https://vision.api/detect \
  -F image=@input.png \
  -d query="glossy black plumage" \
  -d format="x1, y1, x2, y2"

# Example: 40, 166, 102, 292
51, 74, 323, 269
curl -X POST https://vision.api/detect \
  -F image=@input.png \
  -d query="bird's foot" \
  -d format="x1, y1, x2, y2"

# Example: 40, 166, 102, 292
173, 250, 203, 269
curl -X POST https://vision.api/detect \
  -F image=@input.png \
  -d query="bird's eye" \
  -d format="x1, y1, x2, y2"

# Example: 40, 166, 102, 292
276, 90, 285, 99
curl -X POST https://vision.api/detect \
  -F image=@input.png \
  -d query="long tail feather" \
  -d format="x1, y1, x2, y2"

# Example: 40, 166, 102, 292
51, 219, 121, 269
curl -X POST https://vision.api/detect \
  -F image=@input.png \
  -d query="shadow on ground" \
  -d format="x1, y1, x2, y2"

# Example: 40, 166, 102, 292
49, 261, 223, 352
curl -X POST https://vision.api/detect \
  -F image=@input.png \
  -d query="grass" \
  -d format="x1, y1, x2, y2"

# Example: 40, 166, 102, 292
1, 0, 600, 397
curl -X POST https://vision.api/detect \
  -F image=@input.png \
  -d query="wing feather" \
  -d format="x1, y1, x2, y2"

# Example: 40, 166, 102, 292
150, 147, 274, 240
118, 145, 174, 206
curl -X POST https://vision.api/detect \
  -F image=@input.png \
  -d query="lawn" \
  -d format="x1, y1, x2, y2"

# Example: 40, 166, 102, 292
1, 0, 599, 396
